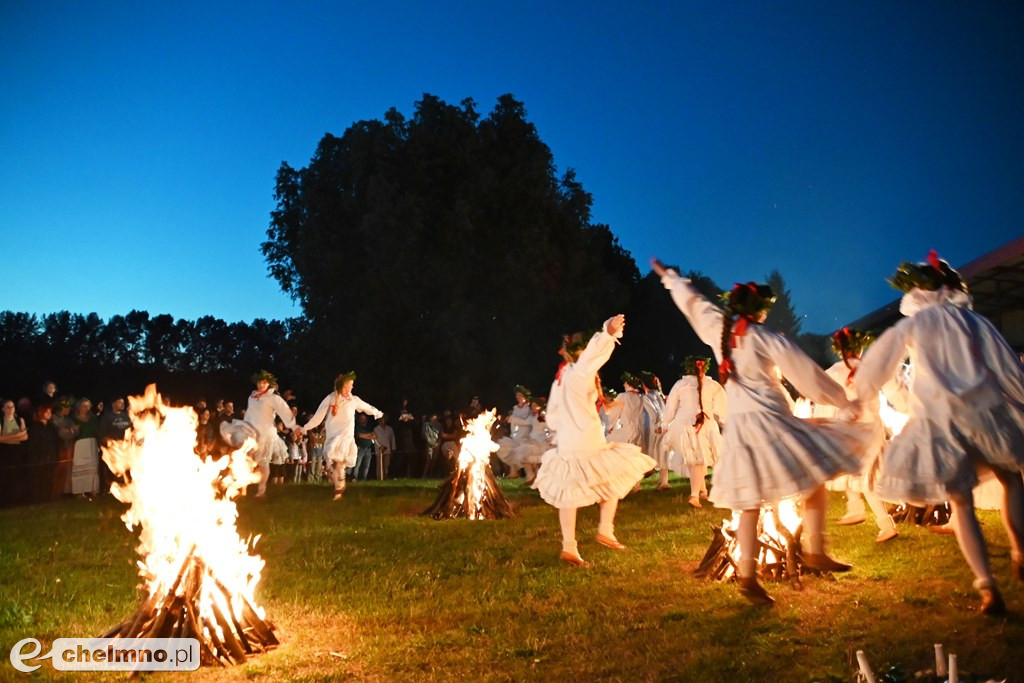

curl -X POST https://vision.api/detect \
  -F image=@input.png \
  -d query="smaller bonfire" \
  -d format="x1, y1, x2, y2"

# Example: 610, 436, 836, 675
695, 500, 826, 587
100, 386, 278, 666
423, 409, 515, 520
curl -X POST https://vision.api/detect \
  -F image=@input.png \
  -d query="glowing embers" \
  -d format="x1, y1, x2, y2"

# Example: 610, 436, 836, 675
423, 409, 515, 520
695, 500, 822, 586
100, 386, 277, 666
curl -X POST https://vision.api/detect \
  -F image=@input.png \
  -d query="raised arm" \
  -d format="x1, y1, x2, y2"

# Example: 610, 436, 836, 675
574, 315, 625, 377
654, 262, 725, 356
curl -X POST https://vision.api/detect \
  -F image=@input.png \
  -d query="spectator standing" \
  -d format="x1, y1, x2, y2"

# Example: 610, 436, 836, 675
354, 414, 376, 481
70, 398, 100, 498
50, 396, 78, 495
421, 414, 442, 478
195, 408, 217, 457
27, 405, 59, 502
374, 413, 396, 479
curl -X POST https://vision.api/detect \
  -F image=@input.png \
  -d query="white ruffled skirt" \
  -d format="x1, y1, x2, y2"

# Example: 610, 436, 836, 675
515, 439, 548, 466
875, 402, 1024, 505
665, 420, 722, 472
324, 433, 358, 468
709, 411, 873, 511
496, 436, 525, 468
533, 441, 656, 509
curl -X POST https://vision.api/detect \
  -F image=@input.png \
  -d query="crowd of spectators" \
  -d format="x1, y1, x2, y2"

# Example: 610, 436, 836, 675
1, 381, 515, 507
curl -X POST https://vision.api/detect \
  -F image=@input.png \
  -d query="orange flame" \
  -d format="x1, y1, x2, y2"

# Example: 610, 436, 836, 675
455, 409, 500, 520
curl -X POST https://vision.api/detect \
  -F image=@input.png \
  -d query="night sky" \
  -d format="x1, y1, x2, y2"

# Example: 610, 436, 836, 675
3, 1, 1022, 333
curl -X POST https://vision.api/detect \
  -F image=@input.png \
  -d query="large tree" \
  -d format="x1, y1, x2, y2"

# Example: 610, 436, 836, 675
263, 94, 638, 407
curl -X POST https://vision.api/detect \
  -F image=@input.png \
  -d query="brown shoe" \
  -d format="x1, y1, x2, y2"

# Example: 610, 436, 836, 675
595, 533, 627, 551
875, 527, 898, 543
688, 496, 702, 509
656, 483, 671, 492
803, 553, 853, 573
836, 512, 866, 526
1011, 556, 1023, 583
332, 491, 343, 501
737, 577, 774, 606
929, 524, 955, 536
979, 585, 1006, 615
560, 551, 590, 567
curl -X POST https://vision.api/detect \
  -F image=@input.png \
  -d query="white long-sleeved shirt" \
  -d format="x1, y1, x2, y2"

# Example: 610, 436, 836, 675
545, 320, 622, 451
856, 288, 1024, 429
663, 376, 727, 430
374, 424, 396, 452
302, 393, 383, 441
661, 270, 850, 416
243, 389, 296, 435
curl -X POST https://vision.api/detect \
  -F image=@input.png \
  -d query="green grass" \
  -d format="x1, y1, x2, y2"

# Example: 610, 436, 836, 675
1, 477, 1022, 682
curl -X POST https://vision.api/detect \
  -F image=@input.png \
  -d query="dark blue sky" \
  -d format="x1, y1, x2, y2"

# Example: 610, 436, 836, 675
3, 1, 1022, 332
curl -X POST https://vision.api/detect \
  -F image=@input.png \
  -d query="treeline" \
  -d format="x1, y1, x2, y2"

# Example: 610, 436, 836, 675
2, 93, 833, 410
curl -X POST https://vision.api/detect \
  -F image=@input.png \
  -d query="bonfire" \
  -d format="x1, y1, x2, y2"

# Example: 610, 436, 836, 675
100, 386, 278, 666
423, 409, 515, 520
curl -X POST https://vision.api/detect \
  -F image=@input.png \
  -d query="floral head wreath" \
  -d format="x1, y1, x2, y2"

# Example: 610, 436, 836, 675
532, 396, 547, 409
638, 371, 662, 392
334, 371, 357, 392
684, 356, 712, 376
602, 386, 618, 400
831, 327, 874, 359
251, 370, 277, 386
620, 371, 642, 389
720, 282, 776, 318
888, 250, 968, 295
513, 385, 533, 402
56, 395, 76, 410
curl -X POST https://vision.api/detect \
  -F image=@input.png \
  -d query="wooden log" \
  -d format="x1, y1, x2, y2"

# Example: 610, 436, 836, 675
210, 598, 247, 664
210, 576, 252, 653
201, 615, 237, 666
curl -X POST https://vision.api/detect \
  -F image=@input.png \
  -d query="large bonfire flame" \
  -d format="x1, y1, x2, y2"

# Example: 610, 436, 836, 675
100, 386, 278, 666
423, 409, 515, 520
695, 500, 813, 585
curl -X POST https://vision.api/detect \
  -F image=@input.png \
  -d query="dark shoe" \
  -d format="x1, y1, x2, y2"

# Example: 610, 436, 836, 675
738, 577, 774, 606
836, 512, 866, 526
979, 585, 1006, 616
803, 553, 853, 573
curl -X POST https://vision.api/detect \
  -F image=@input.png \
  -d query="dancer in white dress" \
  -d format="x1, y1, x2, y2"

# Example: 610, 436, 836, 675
220, 371, 296, 497
607, 372, 645, 448
496, 386, 533, 478
639, 371, 667, 468
661, 357, 727, 506
301, 371, 383, 501
856, 252, 1024, 614
533, 315, 657, 566
813, 328, 898, 543
513, 397, 552, 485
653, 259, 872, 605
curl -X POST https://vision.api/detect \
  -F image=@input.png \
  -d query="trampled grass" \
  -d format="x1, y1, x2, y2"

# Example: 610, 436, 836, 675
1, 477, 1022, 682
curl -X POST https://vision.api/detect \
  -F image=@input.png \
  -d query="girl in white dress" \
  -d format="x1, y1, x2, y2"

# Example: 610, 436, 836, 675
813, 328, 898, 543
653, 259, 871, 605
533, 315, 657, 566
301, 371, 383, 501
639, 371, 667, 468
856, 252, 1024, 614
607, 372, 645, 448
513, 397, 552, 485
662, 357, 727, 506
496, 386, 533, 478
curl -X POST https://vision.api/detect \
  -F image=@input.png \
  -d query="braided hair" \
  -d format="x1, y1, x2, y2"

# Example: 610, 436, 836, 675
684, 356, 712, 432
718, 282, 776, 385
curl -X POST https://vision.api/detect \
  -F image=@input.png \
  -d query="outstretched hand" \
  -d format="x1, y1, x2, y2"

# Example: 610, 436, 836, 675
650, 258, 669, 277
606, 314, 626, 337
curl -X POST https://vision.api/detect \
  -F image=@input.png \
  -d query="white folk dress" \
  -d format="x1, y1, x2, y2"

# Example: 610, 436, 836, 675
496, 403, 533, 469
855, 287, 1024, 505
220, 389, 296, 466
641, 391, 666, 459
514, 413, 552, 466
663, 375, 727, 473
606, 390, 645, 447
302, 393, 383, 468
661, 270, 871, 510
533, 324, 657, 509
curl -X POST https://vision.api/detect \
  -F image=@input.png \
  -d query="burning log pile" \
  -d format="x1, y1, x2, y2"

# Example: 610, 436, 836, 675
890, 502, 951, 527
423, 409, 515, 520
695, 501, 827, 587
100, 386, 278, 666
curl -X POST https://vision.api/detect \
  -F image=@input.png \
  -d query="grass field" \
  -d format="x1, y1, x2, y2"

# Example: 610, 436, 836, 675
1, 477, 1022, 682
